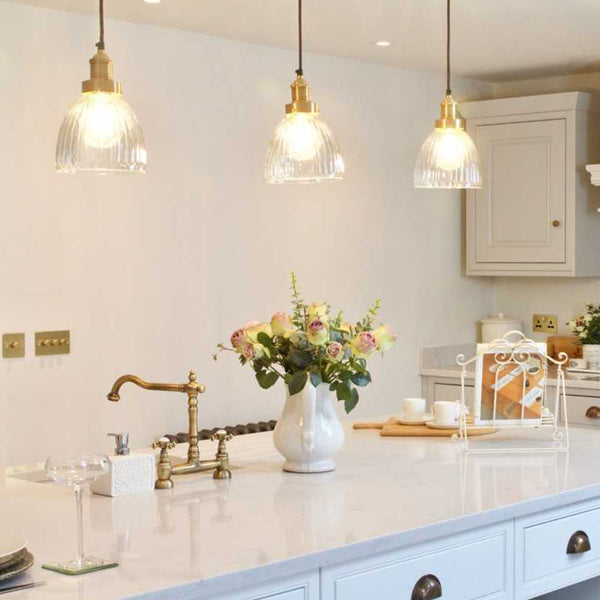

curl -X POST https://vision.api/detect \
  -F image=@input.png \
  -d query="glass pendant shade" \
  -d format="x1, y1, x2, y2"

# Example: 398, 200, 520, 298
56, 91, 146, 174
265, 111, 344, 184
414, 126, 481, 189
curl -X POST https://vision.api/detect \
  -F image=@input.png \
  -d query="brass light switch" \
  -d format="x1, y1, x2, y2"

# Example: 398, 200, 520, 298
35, 330, 70, 356
2, 333, 25, 358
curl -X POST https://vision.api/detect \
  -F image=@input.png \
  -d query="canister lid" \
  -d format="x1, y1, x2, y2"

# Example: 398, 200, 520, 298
480, 313, 521, 325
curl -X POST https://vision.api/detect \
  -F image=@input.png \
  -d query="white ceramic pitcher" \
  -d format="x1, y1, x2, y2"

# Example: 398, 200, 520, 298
273, 382, 344, 473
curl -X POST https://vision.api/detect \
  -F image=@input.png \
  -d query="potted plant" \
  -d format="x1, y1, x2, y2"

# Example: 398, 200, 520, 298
568, 303, 600, 370
214, 273, 396, 473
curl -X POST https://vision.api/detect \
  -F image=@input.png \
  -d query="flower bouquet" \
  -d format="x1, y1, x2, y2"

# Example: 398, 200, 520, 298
214, 273, 396, 472
568, 303, 600, 370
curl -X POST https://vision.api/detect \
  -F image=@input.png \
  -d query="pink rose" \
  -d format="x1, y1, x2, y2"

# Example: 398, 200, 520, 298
307, 318, 328, 346
230, 328, 247, 350
326, 342, 344, 362
241, 343, 255, 360
350, 331, 377, 358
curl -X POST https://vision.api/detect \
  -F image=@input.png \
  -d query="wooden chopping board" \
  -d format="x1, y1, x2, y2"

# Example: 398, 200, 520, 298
353, 418, 497, 438
380, 424, 497, 437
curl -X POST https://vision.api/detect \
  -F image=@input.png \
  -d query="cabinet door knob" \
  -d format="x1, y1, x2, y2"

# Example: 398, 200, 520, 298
586, 406, 600, 419
567, 530, 591, 554
552, 219, 561, 227
411, 574, 442, 600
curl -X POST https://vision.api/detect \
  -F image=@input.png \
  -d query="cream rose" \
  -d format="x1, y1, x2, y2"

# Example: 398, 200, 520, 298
351, 331, 377, 358
307, 318, 328, 346
271, 311, 293, 336
373, 325, 397, 352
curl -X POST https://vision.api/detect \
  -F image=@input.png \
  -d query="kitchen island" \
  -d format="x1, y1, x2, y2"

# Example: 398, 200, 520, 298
3, 424, 600, 599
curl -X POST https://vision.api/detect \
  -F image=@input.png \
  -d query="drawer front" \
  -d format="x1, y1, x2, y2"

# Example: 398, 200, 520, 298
564, 394, 600, 427
212, 571, 318, 600
517, 499, 600, 598
322, 523, 512, 600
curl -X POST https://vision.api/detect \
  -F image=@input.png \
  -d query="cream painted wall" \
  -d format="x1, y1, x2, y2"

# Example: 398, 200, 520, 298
0, 1, 494, 467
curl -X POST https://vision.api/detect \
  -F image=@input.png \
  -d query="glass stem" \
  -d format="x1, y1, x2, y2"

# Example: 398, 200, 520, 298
74, 486, 84, 564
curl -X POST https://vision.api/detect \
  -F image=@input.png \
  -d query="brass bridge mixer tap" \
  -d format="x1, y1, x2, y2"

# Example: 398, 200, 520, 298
107, 370, 232, 486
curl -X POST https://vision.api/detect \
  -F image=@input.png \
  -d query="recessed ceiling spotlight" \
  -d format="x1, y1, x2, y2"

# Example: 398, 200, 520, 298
376, 41, 391, 47
144, 0, 161, 4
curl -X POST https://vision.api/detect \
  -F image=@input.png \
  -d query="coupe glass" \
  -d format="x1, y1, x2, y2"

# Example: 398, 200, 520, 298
42, 454, 117, 575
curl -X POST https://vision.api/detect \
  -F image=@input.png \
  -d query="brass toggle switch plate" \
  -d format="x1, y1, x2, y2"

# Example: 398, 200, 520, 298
35, 330, 70, 356
2, 333, 25, 358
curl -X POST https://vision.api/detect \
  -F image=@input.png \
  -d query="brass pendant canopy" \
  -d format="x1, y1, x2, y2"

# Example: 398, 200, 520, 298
285, 74, 319, 115
82, 49, 121, 94
434, 95, 465, 130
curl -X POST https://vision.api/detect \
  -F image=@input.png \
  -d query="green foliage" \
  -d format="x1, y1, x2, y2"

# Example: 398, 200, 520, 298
256, 371, 279, 389
288, 370, 308, 395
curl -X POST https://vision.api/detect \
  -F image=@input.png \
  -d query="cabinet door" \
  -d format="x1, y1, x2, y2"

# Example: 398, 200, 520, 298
474, 119, 566, 264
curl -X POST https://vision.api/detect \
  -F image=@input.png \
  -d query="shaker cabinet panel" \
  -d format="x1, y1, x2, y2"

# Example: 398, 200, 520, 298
462, 92, 600, 277
474, 119, 566, 264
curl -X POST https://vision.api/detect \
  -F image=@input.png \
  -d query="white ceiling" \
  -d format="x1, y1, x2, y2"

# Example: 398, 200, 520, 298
7, 0, 600, 82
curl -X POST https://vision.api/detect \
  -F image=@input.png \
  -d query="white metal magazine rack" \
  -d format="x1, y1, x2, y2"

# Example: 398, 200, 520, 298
456, 331, 569, 453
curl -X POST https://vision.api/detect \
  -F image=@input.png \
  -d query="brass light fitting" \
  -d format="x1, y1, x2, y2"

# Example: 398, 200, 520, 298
82, 49, 121, 94
82, 0, 121, 95
285, 74, 319, 115
434, 94, 465, 131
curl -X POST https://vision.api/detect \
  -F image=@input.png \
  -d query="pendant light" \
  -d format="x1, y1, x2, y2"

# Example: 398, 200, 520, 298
56, 0, 146, 174
265, 0, 344, 184
414, 0, 481, 189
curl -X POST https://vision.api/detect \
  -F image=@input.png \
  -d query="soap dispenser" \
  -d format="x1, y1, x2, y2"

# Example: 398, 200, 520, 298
91, 433, 155, 497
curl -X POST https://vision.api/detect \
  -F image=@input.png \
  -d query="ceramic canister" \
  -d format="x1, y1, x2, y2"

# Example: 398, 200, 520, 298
480, 313, 523, 343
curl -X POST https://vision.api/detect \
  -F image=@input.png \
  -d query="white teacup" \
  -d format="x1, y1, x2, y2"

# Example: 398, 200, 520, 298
403, 398, 426, 421
432, 401, 461, 426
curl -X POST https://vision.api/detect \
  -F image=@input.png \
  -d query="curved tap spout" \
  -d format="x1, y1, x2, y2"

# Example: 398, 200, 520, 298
107, 371, 205, 402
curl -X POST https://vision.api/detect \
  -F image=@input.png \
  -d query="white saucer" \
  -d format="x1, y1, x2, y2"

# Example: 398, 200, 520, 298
425, 420, 460, 430
0, 535, 27, 561
396, 413, 434, 425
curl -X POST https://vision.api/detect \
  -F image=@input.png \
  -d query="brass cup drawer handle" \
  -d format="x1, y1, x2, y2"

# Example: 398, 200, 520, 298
567, 530, 591, 555
412, 574, 442, 600
586, 406, 600, 419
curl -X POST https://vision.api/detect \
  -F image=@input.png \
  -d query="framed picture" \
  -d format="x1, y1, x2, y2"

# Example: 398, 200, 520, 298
474, 341, 547, 425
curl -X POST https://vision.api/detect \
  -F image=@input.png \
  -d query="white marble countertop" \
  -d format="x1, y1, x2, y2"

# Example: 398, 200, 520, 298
4, 425, 600, 600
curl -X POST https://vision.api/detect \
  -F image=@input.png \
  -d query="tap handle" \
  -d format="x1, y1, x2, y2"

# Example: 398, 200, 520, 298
108, 433, 130, 456
152, 437, 176, 490
152, 437, 176, 451
211, 429, 233, 443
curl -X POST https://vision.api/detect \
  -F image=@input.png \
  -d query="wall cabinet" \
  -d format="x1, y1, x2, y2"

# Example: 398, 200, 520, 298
461, 92, 600, 277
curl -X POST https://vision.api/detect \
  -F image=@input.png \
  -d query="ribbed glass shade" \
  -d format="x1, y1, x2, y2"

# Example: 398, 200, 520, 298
414, 127, 481, 189
265, 112, 344, 184
56, 92, 147, 174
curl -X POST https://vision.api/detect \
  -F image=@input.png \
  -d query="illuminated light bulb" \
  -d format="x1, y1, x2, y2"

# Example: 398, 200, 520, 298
280, 113, 322, 161
78, 93, 123, 148
432, 128, 469, 171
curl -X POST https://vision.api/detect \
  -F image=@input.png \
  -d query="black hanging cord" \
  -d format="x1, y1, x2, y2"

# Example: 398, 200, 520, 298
296, 0, 303, 76
97, 0, 105, 50
445, 0, 451, 95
